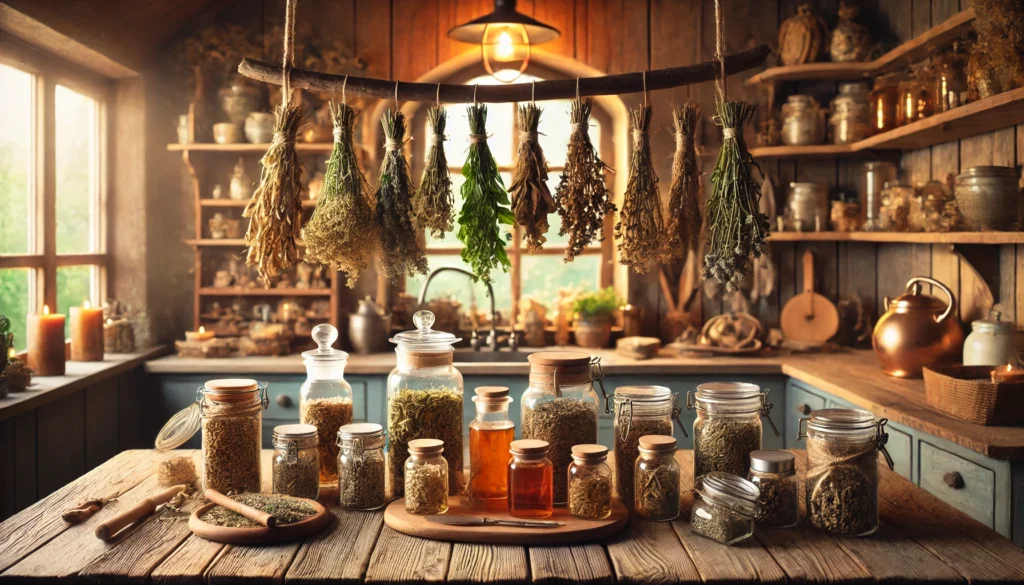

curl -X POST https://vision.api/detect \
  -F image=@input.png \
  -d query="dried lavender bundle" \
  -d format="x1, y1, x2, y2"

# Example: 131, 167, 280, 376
376, 109, 428, 282
665, 103, 702, 261
554, 98, 616, 262
615, 104, 666, 273
243, 101, 304, 285
509, 103, 555, 252
302, 102, 377, 287
415, 106, 455, 238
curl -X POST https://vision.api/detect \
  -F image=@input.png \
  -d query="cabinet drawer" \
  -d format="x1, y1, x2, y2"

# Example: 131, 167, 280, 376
886, 424, 913, 483
785, 383, 826, 450
919, 441, 995, 528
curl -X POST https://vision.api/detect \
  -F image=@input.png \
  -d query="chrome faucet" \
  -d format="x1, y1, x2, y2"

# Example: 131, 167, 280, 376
416, 266, 512, 352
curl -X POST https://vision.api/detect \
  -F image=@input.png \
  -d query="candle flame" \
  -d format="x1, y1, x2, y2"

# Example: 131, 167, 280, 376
199, 326, 206, 334
83, 300, 91, 309
7, 348, 14, 359
106, 318, 113, 325
43, 304, 50, 315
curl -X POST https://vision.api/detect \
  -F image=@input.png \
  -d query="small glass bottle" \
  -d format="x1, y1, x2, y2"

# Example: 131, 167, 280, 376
469, 386, 515, 501
508, 439, 554, 519
568, 444, 612, 520
634, 435, 681, 521
611, 385, 684, 508
337, 423, 387, 510
299, 324, 352, 486
687, 382, 779, 482
748, 450, 798, 528
405, 438, 449, 514
272, 423, 320, 499
692, 472, 760, 545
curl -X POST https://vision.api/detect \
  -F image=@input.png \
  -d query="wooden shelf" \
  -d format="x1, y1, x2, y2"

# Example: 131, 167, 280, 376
198, 287, 331, 296
200, 199, 316, 208
167, 143, 333, 152
747, 9, 975, 85
770, 231, 1024, 244
185, 239, 306, 247
749, 144, 858, 158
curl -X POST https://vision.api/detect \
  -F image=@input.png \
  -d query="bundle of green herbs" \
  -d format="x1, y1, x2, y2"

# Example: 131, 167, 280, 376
615, 104, 666, 272
509, 102, 555, 252
665, 103, 702, 261
415, 106, 455, 238
376, 109, 428, 282
302, 102, 377, 287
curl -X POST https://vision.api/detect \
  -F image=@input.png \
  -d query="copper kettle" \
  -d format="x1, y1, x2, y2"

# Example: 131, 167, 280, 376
872, 277, 964, 378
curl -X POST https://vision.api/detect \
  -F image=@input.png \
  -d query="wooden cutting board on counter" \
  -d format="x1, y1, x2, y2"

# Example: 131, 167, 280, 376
781, 250, 839, 344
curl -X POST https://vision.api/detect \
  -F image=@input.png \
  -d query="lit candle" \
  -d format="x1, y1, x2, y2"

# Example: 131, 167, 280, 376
991, 363, 1024, 384
70, 300, 105, 362
185, 326, 215, 342
27, 305, 66, 376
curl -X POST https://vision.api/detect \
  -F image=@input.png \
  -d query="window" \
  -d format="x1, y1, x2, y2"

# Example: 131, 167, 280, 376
407, 75, 610, 322
0, 56, 107, 347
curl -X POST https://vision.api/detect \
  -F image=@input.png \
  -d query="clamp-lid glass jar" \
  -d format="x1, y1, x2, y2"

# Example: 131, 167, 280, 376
337, 423, 387, 510
522, 351, 603, 503
404, 438, 449, 515
388, 310, 464, 497
634, 435, 681, 521
610, 385, 686, 508
687, 382, 779, 481
748, 449, 798, 527
299, 324, 352, 485
568, 444, 613, 520
272, 423, 320, 499
692, 471, 760, 545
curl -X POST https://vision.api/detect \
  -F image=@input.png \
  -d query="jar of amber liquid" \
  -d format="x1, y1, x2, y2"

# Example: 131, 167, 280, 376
508, 439, 553, 518
870, 72, 901, 133
469, 386, 514, 501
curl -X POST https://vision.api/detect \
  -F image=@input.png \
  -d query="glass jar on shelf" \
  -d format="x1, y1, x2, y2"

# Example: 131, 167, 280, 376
404, 438, 449, 515
780, 94, 826, 145
610, 385, 685, 508
272, 423, 320, 499
522, 351, 603, 504
299, 323, 352, 486
509, 439, 554, 518
870, 72, 901, 133
829, 82, 872, 144
692, 471, 760, 545
337, 422, 387, 510
469, 386, 515, 501
387, 310, 464, 497
932, 41, 968, 112
862, 161, 897, 231
897, 64, 934, 126
634, 435, 681, 521
687, 382, 779, 482
748, 449, 798, 528
568, 444, 613, 520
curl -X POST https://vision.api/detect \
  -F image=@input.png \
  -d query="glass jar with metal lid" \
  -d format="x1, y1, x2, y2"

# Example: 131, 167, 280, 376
337, 423, 387, 510
522, 351, 604, 504
687, 382, 779, 481
272, 423, 320, 499
799, 408, 894, 537
780, 94, 826, 145
609, 385, 686, 508
568, 444, 613, 520
299, 324, 352, 486
404, 438, 449, 515
964, 312, 1016, 366
387, 310, 464, 497
692, 471, 760, 545
748, 450, 798, 527
634, 435, 681, 521
829, 82, 872, 144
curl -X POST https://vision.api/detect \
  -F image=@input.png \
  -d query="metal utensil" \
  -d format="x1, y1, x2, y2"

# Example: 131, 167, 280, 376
425, 515, 564, 528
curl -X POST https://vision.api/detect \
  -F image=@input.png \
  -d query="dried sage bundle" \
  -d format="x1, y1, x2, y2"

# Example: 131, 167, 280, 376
302, 102, 377, 287
554, 98, 615, 262
510, 103, 555, 252
615, 104, 666, 273
415, 106, 455, 238
665, 103, 702, 261
376, 109, 428, 282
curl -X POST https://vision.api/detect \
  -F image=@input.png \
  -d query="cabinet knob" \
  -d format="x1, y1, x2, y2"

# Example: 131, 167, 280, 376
796, 403, 812, 416
276, 394, 293, 408
942, 471, 964, 489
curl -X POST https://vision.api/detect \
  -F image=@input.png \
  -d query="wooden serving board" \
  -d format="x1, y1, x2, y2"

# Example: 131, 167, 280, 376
383, 496, 629, 545
188, 499, 332, 544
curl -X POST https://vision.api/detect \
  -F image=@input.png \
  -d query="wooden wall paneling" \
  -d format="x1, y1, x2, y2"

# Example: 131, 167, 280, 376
533, 0, 576, 59
84, 377, 119, 471
837, 242, 877, 312
930, 138, 960, 298
876, 243, 931, 317
998, 245, 1017, 324
392, 0, 440, 83
35, 393, 86, 498
957, 131, 998, 322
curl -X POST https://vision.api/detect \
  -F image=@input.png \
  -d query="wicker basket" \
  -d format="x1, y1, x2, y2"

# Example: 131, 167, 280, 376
923, 364, 1024, 426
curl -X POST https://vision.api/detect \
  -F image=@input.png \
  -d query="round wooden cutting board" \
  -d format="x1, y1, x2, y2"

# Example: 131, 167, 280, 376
189, 499, 331, 544
384, 496, 629, 545
780, 249, 839, 344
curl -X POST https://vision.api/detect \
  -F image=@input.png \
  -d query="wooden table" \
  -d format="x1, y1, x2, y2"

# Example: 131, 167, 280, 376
2, 449, 1023, 584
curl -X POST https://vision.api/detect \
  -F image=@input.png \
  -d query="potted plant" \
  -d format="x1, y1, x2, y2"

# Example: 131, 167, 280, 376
572, 288, 622, 349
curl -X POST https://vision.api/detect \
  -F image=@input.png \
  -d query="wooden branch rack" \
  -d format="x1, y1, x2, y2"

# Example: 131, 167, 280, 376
237, 45, 771, 103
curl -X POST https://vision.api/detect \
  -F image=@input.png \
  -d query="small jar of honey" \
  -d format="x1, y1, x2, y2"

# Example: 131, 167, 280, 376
508, 439, 553, 518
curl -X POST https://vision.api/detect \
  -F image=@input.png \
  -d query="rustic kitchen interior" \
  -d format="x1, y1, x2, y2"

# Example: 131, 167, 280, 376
3, 0, 1024, 582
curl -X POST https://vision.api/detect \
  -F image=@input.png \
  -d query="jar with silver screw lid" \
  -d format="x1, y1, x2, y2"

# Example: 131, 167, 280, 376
748, 450, 798, 527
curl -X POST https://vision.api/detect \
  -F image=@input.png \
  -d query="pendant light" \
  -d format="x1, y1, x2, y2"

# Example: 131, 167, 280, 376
447, 0, 561, 83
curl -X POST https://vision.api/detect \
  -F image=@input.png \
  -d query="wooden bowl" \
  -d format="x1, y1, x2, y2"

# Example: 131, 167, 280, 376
188, 498, 331, 544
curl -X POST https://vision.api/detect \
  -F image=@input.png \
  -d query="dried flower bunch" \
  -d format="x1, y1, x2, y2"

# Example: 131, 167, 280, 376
615, 104, 666, 272
302, 102, 377, 287
665, 103, 703, 261
415, 106, 455, 238
376, 109, 428, 282
555, 98, 616, 262
510, 102, 556, 252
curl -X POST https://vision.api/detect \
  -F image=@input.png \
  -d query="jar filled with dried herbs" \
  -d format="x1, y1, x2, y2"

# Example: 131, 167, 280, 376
299, 324, 352, 486
612, 385, 684, 507
634, 435, 680, 521
687, 382, 779, 482
387, 311, 464, 497
568, 444, 612, 520
692, 471, 759, 545
748, 450, 798, 528
337, 423, 386, 510
521, 352, 602, 504
404, 438, 448, 515
800, 408, 893, 537
272, 424, 320, 500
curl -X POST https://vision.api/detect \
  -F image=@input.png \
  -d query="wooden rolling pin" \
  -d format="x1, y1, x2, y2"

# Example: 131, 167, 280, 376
203, 489, 277, 528
94, 484, 187, 541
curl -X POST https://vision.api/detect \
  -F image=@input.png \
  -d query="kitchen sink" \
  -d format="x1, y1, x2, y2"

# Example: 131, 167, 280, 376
452, 350, 535, 363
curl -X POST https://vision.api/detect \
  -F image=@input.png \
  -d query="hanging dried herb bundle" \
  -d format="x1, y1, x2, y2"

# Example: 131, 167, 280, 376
415, 106, 455, 238
665, 103, 702, 261
457, 104, 514, 284
510, 103, 555, 252
243, 101, 304, 285
376, 109, 428, 282
615, 104, 666, 272
555, 98, 615, 262
703, 101, 769, 291
302, 102, 377, 287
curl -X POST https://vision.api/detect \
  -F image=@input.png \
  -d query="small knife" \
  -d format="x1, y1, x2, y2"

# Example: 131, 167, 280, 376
425, 515, 564, 528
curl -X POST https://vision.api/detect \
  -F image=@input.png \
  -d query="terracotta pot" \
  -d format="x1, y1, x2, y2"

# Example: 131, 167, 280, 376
872, 276, 965, 378
574, 316, 612, 349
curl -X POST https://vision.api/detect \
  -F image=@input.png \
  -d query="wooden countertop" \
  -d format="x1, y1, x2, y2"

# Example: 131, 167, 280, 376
1, 448, 1021, 584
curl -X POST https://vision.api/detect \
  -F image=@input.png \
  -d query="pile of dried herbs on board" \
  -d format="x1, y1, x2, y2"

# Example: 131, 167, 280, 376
376, 109, 428, 282
199, 493, 317, 528
510, 102, 555, 252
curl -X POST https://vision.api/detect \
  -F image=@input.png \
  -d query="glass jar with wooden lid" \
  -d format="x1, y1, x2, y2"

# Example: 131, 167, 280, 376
634, 435, 681, 521
687, 382, 779, 482
404, 438, 449, 515
610, 385, 685, 508
568, 444, 612, 520
272, 423, 319, 499
299, 324, 352, 486
469, 386, 515, 501
509, 439, 554, 518
337, 423, 387, 510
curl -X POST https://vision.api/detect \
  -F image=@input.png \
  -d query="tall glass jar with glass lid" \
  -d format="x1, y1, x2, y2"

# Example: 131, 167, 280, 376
337, 423, 387, 510
299, 324, 352, 486
687, 382, 779, 481
521, 351, 603, 504
388, 310, 464, 496
610, 385, 686, 508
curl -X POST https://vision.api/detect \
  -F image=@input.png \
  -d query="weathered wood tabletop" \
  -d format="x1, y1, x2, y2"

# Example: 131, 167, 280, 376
2, 449, 1023, 584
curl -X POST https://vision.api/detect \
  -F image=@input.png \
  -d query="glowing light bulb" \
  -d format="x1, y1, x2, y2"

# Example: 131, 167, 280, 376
496, 31, 515, 61
43, 304, 50, 316
482, 24, 530, 83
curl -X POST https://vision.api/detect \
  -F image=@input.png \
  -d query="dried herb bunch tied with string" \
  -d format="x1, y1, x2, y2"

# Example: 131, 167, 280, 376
415, 106, 455, 238
665, 103, 702, 260
555, 98, 615, 262
458, 104, 514, 284
704, 101, 770, 291
510, 103, 555, 252
244, 101, 305, 285
302, 102, 377, 286
615, 104, 666, 273
376, 109, 428, 282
